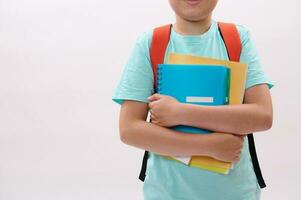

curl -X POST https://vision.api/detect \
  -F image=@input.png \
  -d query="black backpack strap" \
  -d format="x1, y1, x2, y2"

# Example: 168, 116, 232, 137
247, 133, 266, 188
139, 117, 153, 181
138, 150, 149, 181
218, 22, 267, 189
139, 116, 153, 181
138, 136, 267, 187
139, 25, 172, 182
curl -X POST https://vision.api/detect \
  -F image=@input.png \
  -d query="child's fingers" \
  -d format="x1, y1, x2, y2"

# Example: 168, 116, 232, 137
148, 101, 158, 109
147, 93, 161, 101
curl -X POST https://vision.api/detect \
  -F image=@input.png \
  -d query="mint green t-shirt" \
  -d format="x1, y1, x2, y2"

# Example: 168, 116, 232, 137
112, 20, 274, 200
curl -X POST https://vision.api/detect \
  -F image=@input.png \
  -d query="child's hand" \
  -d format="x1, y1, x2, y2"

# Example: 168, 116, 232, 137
147, 93, 182, 127
206, 132, 245, 163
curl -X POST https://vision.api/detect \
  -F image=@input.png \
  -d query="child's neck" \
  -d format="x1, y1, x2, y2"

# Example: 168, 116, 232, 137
173, 15, 212, 36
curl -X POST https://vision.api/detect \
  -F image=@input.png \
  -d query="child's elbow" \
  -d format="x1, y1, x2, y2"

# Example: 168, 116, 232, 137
119, 126, 131, 144
263, 112, 273, 131
119, 122, 139, 145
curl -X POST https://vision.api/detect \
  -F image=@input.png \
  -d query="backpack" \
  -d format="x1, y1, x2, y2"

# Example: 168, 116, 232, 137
138, 22, 266, 189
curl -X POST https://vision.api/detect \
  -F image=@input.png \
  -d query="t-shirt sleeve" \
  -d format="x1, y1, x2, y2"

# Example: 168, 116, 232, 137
112, 31, 154, 105
237, 25, 275, 90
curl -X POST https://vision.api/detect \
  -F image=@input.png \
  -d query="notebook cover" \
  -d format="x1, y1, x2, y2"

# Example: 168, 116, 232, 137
157, 64, 230, 134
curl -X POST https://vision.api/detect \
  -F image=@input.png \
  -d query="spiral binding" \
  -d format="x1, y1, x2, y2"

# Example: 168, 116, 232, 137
157, 65, 163, 94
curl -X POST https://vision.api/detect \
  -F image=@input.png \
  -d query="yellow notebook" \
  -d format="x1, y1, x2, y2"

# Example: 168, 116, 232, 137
164, 155, 231, 174
166, 53, 248, 174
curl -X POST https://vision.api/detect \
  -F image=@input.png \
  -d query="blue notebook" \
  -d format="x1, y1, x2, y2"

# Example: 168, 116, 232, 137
157, 64, 230, 134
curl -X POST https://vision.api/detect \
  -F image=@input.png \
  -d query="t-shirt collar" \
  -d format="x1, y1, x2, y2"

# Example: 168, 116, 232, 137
170, 19, 217, 43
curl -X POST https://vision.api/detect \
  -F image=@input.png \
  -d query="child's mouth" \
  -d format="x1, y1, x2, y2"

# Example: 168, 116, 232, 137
186, 0, 202, 6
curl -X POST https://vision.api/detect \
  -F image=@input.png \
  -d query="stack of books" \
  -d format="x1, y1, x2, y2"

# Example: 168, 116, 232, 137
155, 53, 247, 175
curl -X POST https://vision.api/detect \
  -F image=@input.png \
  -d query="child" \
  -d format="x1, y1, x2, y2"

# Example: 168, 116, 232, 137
112, 0, 274, 199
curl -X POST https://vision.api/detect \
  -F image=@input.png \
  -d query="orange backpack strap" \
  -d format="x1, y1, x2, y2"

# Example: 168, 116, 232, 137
149, 24, 172, 91
217, 22, 242, 62
149, 22, 242, 90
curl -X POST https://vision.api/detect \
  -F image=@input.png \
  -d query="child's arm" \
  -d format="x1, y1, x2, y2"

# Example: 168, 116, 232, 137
148, 84, 273, 134
119, 100, 244, 163
177, 84, 273, 135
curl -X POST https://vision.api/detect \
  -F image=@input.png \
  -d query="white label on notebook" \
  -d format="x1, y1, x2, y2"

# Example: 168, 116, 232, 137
173, 156, 191, 165
186, 96, 214, 103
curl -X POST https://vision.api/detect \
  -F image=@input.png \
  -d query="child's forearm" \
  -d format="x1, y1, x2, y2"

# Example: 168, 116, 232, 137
178, 103, 272, 135
120, 120, 213, 157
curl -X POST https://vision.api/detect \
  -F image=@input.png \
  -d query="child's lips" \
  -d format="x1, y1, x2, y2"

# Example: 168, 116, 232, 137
186, 0, 202, 6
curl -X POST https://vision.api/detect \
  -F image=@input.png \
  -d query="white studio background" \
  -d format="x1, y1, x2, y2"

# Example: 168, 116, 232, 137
0, 0, 300, 200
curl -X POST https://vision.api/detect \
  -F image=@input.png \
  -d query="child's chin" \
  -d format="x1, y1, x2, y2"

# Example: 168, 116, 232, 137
180, 12, 207, 22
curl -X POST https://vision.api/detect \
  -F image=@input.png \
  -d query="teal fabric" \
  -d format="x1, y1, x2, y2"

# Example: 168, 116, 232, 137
112, 20, 274, 200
